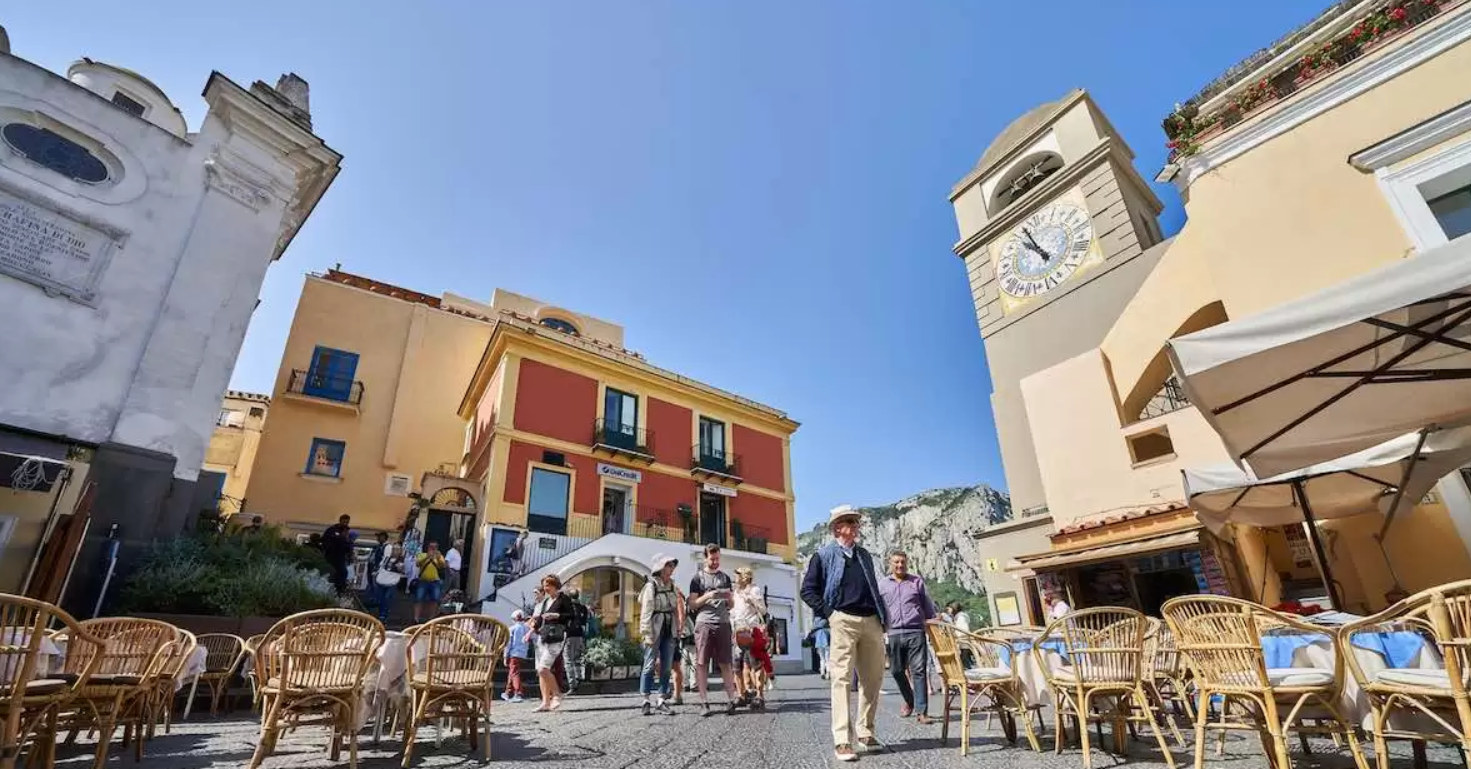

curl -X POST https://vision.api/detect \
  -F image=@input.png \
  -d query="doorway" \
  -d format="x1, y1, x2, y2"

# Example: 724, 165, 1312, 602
699, 492, 727, 548
1134, 568, 1202, 617
424, 510, 476, 593
602, 483, 632, 535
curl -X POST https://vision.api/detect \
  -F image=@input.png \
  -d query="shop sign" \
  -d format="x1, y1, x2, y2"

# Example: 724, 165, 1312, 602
597, 463, 642, 484
702, 482, 737, 498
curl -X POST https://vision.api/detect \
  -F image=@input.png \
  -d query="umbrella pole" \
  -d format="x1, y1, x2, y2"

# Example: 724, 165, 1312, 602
1294, 480, 1342, 611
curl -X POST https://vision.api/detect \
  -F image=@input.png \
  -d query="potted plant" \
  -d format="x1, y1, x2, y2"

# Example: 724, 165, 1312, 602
583, 637, 622, 681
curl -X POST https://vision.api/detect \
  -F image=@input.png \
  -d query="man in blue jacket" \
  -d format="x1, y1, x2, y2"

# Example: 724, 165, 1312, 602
801, 505, 889, 763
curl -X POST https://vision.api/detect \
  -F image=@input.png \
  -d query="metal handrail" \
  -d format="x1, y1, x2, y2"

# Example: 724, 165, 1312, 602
692, 442, 742, 477
592, 418, 654, 455
287, 369, 364, 405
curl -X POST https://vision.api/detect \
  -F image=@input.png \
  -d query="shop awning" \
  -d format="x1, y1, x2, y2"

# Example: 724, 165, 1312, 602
1013, 528, 1204, 572
1183, 426, 1471, 535
1167, 236, 1471, 479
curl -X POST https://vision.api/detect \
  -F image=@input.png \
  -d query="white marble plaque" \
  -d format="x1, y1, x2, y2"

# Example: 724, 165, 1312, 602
0, 188, 113, 304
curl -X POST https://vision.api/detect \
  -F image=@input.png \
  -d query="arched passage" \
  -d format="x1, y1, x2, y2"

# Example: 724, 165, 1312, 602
1118, 301, 1229, 423
563, 565, 649, 640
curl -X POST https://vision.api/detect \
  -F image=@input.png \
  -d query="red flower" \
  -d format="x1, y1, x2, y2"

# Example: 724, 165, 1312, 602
1391, 6, 1407, 20
1166, 139, 1179, 149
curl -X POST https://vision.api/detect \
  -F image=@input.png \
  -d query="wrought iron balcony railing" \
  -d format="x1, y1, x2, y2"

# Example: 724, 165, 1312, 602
729, 519, 772, 556
591, 418, 654, 459
1138, 375, 1190, 421
691, 443, 742, 480
287, 368, 364, 406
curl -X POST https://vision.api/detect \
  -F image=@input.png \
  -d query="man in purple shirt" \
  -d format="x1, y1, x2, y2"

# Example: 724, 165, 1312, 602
877, 550, 937, 723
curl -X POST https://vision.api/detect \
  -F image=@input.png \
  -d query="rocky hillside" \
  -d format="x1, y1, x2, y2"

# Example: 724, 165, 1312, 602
796, 484, 1012, 594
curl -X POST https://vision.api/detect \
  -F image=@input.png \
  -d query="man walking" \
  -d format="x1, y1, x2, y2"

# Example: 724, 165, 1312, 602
878, 551, 937, 724
801, 505, 889, 762
322, 514, 353, 595
445, 538, 464, 592
563, 586, 588, 692
688, 543, 739, 716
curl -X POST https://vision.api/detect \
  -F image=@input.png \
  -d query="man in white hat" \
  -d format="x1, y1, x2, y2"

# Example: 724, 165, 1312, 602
800, 505, 889, 762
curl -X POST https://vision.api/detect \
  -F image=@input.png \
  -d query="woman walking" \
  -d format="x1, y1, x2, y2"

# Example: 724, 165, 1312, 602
531, 574, 576, 712
814, 617, 831, 679
638, 554, 681, 715
730, 567, 772, 708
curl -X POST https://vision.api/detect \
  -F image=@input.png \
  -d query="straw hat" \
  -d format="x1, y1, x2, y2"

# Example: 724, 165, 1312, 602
652, 553, 679, 573
829, 504, 861, 526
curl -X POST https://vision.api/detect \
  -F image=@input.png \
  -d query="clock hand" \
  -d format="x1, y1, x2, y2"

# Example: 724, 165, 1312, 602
1022, 227, 1052, 262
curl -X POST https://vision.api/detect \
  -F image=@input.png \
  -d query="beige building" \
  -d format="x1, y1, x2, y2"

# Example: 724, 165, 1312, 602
201, 391, 269, 514
245, 269, 495, 536
958, 0, 1471, 617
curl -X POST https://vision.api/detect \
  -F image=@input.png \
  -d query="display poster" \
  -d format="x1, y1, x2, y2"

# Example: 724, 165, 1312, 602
994, 592, 1023, 626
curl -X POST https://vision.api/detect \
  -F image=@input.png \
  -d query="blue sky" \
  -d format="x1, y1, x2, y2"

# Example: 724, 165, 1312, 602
9, 1, 1327, 531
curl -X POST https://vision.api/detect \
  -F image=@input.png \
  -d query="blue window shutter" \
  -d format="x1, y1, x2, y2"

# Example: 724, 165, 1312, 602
306, 346, 360, 401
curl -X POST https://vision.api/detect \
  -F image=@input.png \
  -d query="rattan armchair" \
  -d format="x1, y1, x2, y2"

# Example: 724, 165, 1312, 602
0, 595, 101, 769
1163, 595, 1367, 769
401, 615, 509, 766
144, 628, 196, 738
61, 617, 178, 769
1339, 580, 1470, 769
926, 620, 1041, 756
193, 633, 245, 716
247, 609, 385, 769
1036, 607, 1176, 769
242, 634, 268, 710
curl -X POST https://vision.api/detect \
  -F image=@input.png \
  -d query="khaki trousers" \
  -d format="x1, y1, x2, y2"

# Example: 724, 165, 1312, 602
827, 611, 885, 746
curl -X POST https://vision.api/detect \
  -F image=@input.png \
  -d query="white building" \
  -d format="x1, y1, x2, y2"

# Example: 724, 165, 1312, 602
0, 25, 340, 608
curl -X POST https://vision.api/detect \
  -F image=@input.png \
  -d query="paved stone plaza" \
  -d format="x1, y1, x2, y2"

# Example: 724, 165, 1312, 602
45, 675, 1462, 769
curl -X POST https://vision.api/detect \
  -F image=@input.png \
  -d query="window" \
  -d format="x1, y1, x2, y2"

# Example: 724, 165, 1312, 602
1428, 183, 1471, 241
110, 91, 147, 118
604, 387, 638, 438
527, 467, 571, 535
770, 617, 789, 656
1126, 427, 1175, 465
538, 317, 580, 335
1, 123, 109, 184
699, 417, 726, 459
248, 407, 265, 418
216, 409, 244, 428
304, 346, 359, 402
305, 438, 345, 477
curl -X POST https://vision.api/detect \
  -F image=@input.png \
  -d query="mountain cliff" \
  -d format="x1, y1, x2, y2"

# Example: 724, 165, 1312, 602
796, 484, 1012, 595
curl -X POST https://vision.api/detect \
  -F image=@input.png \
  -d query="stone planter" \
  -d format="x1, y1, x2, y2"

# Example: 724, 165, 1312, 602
136, 613, 282, 638
590, 667, 612, 681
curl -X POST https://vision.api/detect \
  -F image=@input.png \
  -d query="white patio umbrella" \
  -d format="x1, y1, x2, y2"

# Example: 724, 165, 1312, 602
1183, 427, 1471, 606
1167, 236, 1471, 479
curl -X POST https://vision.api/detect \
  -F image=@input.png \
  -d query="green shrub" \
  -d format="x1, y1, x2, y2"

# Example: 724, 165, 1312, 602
116, 528, 337, 617
583, 636, 644, 670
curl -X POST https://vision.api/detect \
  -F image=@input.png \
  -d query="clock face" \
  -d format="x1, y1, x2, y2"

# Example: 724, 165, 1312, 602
995, 202, 1094, 300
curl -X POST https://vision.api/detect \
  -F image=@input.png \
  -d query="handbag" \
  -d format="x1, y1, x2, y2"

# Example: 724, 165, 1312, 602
540, 623, 567, 644
374, 566, 401, 587
735, 628, 755, 648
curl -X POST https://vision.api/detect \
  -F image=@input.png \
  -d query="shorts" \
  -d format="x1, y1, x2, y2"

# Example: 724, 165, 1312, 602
536, 640, 564, 671
695, 623, 733, 667
415, 579, 443, 603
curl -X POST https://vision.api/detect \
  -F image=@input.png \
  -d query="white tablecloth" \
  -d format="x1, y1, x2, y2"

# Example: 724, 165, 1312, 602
0, 629, 64, 684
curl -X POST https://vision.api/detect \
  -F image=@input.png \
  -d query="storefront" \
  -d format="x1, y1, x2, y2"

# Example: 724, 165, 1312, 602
1014, 507, 1244, 618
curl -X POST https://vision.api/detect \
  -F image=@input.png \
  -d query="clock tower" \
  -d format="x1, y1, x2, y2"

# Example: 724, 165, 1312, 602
951, 89, 1168, 518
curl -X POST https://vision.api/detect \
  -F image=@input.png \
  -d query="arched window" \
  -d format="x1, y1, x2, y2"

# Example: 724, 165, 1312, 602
992, 153, 1063, 211
2, 123, 109, 184
567, 566, 647, 640
538, 317, 580, 336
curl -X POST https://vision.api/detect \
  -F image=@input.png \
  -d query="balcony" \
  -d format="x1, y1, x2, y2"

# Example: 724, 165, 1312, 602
691, 443, 743, 484
729, 519, 772, 556
590, 418, 655, 464
284, 368, 364, 412
1137, 375, 1190, 421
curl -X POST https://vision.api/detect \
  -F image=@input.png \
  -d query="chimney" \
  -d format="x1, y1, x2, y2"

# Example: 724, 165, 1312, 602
275, 73, 310, 115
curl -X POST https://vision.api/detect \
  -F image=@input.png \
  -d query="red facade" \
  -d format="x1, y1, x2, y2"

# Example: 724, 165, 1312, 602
646, 396, 692, 467
729, 493, 789, 546
733, 424, 785, 492
514, 358, 597, 445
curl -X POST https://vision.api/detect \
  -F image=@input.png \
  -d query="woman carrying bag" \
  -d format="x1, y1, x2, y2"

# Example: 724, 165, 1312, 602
531, 574, 576, 713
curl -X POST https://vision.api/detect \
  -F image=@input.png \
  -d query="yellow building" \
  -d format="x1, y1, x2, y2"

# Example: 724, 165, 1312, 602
956, 0, 1471, 618
245, 269, 495, 537
201, 391, 269, 515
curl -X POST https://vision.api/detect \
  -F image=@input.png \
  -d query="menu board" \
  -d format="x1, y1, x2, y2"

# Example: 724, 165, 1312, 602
1283, 525, 1314, 568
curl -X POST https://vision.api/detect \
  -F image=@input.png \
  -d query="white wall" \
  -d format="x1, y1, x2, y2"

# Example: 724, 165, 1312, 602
0, 53, 337, 482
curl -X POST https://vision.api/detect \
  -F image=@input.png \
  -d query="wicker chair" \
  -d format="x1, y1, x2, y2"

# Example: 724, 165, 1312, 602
1163, 595, 1368, 769
248, 609, 385, 769
0, 595, 102, 769
1036, 607, 1176, 769
192, 634, 244, 716
144, 628, 197, 738
62, 617, 179, 769
1339, 580, 1471, 769
926, 620, 1041, 756
401, 615, 509, 766
1142, 619, 1189, 748
242, 634, 268, 710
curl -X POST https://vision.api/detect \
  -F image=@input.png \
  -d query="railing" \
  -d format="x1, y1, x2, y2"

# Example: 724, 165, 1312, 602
692, 443, 742, 479
729, 519, 772, 556
591, 418, 654, 457
1138, 376, 1190, 421
287, 368, 364, 406
636, 507, 700, 545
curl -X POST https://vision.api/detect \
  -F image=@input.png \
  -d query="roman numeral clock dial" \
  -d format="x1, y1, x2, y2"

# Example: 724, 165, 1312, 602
995, 202, 1094, 302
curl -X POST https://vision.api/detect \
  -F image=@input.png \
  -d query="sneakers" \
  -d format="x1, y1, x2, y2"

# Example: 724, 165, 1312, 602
834, 745, 858, 762
656, 699, 673, 715
511, 695, 524, 703
501, 692, 513, 702
857, 737, 881, 753
726, 699, 738, 716
641, 701, 652, 716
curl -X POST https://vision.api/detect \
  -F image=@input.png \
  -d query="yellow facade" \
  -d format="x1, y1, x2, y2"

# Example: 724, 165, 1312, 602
201, 391, 269, 511
245, 271, 493, 534
1005, 6, 1471, 614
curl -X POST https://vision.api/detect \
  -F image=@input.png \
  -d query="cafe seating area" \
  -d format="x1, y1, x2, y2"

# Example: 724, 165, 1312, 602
0, 595, 508, 769
926, 577, 1471, 769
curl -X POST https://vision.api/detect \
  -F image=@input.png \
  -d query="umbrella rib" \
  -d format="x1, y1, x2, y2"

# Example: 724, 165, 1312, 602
1307, 370, 1471, 381
1341, 469, 1395, 488
1237, 304, 1471, 463
1213, 297, 1471, 416
1362, 316, 1471, 353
